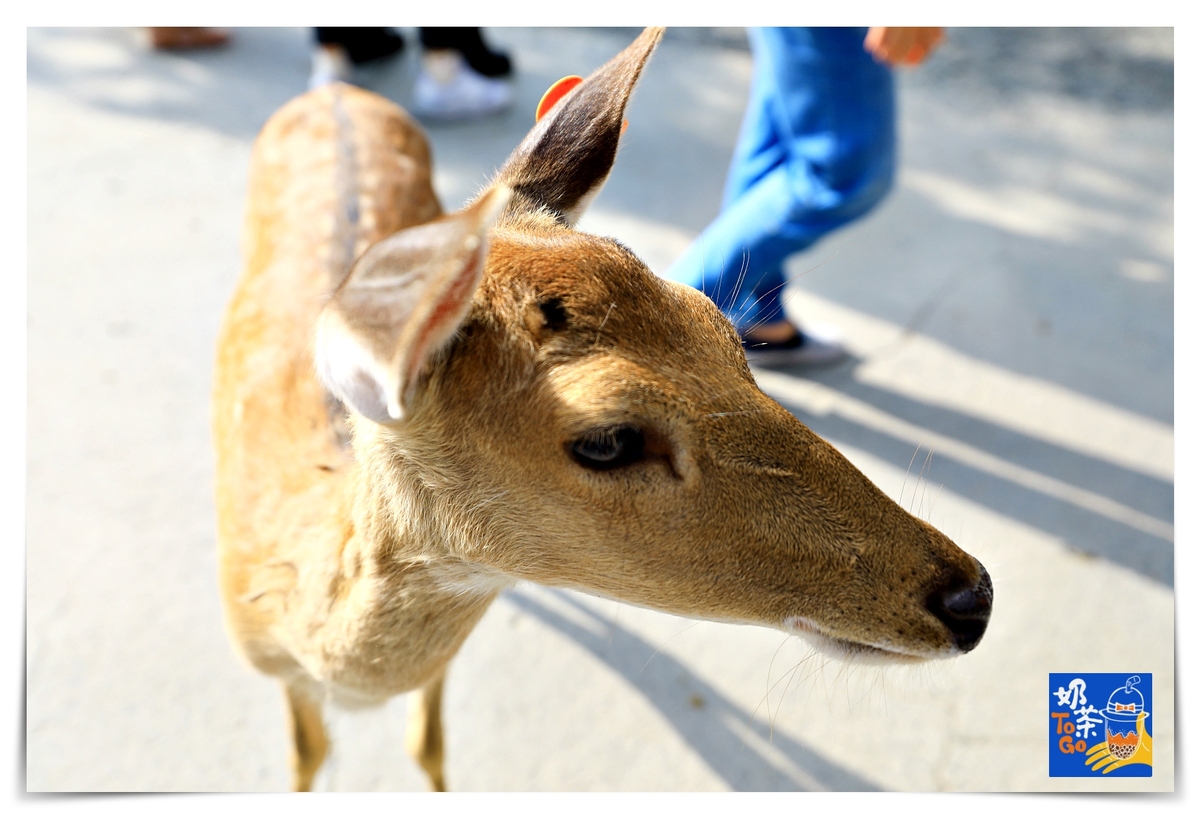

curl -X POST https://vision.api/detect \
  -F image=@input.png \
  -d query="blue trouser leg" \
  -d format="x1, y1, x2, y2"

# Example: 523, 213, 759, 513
665, 27, 897, 333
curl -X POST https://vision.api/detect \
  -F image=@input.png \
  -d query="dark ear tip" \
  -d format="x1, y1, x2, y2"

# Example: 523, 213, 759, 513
491, 28, 664, 222
607, 26, 665, 77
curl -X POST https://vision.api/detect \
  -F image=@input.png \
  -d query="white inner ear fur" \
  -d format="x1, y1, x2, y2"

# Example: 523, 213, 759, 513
561, 178, 607, 227
393, 233, 484, 414
315, 186, 513, 426
314, 311, 400, 424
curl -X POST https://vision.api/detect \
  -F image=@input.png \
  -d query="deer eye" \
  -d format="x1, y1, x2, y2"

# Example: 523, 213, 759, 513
569, 426, 645, 470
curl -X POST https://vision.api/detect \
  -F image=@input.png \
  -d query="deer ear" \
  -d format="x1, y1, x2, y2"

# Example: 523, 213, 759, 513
315, 186, 512, 424
493, 26, 663, 225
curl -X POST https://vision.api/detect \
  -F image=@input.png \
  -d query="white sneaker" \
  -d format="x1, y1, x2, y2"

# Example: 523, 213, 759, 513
413, 50, 512, 121
309, 45, 353, 90
742, 322, 848, 367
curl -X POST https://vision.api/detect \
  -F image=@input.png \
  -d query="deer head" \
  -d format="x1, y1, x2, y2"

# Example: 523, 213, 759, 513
315, 27, 991, 662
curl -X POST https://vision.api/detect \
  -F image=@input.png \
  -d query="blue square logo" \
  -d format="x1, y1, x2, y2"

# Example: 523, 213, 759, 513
1049, 673, 1152, 777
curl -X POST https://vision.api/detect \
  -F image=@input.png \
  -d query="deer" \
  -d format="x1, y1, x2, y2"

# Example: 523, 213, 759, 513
211, 27, 992, 792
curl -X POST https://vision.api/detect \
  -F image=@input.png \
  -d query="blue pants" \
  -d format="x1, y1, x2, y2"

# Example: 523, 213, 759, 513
665, 27, 896, 332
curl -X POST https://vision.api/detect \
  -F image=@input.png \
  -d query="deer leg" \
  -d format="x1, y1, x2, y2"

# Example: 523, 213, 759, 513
405, 673, 447, 791
282, 677, 329, 791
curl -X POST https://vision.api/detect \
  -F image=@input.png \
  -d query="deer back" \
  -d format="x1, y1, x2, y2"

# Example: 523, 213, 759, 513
212, 83, 441, 681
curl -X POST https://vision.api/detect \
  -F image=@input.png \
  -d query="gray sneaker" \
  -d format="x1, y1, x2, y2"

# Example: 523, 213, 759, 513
413, 51, 512, 121
741, 324, 847, 366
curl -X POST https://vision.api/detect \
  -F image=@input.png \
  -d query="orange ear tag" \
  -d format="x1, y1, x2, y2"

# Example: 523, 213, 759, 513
535, 75, 631, 134
536, 75, 583, 122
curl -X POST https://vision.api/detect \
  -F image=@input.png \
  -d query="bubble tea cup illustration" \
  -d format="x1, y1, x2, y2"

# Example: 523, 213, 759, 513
1102, 676, 1145, 760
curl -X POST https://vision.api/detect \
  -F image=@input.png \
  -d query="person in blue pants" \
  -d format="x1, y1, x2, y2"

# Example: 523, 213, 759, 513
665, 27, 944, 365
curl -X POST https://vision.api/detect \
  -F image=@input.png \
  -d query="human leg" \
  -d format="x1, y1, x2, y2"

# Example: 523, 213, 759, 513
310, 28, 406, 89
419, 28, 512, 78
666, 27, 896, 348
315, 28, 406, 65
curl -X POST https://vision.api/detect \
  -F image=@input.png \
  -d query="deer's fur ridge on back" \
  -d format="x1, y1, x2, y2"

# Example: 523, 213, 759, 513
212, 27, 991, 791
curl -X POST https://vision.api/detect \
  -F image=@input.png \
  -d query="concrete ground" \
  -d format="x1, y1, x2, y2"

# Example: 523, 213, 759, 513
25, 27, 1174, 792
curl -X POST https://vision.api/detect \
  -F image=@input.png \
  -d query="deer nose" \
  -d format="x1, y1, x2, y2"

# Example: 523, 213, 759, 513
926, 563, 992, 653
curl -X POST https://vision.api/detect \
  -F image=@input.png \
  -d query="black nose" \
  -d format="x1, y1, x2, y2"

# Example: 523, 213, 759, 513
926, 563, 992, 653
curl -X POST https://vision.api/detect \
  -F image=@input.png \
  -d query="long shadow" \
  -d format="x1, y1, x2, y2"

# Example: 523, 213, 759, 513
502, 588, 883, 792
755, 360, 1173, 586
797, 360, 1174, 523
790, 197, 1173, 426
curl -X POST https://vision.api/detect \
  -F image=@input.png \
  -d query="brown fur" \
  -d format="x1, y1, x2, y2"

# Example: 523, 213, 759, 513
212, 28, 990, 791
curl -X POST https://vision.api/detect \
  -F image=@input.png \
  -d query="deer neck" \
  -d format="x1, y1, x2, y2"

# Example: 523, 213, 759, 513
292, 416, 506, 702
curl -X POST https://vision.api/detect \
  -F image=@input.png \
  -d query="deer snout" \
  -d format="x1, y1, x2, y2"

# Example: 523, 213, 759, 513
925, 561, 992, 653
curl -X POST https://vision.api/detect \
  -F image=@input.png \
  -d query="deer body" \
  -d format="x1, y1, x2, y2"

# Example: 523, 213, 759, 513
213, 29, 991, 792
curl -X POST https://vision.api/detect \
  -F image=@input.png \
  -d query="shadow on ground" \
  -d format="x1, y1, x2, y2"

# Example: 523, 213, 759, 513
503, 589, 883, 792
756, 356, 1173, 586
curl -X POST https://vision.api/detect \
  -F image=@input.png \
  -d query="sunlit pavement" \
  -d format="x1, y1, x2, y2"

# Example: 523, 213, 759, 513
25, 27, 1173, 791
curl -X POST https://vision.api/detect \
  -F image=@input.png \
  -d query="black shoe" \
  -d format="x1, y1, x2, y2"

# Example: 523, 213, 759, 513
315, 28, 406, 66
419, 27, 512, 78
740, 326, 847, 366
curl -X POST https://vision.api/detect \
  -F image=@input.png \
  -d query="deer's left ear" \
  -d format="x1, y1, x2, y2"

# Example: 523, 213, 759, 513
492, 26, 663, 226
315, 186, 511, 424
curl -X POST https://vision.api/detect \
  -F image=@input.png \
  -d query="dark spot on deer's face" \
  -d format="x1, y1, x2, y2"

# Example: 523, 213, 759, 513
538, 297, 569, 331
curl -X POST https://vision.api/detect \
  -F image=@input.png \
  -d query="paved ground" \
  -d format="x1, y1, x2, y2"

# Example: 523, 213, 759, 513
25, 27, 1174, 792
